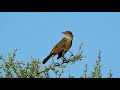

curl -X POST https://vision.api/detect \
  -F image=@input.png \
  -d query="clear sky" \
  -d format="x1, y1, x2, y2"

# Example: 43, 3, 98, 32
0, 12, 120, 78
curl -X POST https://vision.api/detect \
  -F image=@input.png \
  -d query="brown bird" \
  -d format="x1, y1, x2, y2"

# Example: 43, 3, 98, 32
42, 31, 73, 64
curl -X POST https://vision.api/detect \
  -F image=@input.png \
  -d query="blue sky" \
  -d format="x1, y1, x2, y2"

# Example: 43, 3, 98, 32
0, 12, 120, 77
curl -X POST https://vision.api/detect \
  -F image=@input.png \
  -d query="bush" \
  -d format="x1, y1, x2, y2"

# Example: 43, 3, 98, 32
0, 43, 112, 78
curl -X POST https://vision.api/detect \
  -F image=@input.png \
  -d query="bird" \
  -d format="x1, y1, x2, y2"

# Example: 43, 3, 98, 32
42, 31, 73, 64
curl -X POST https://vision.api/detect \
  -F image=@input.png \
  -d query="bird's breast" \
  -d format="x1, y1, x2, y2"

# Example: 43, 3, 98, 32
65, 40, 72, 51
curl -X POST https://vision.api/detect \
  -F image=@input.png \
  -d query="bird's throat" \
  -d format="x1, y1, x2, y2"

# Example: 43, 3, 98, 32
65, 35, 72, 40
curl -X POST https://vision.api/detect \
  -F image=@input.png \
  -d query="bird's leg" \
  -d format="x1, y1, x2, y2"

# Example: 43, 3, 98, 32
61, 57, 65, 61
62, 51, 67, 63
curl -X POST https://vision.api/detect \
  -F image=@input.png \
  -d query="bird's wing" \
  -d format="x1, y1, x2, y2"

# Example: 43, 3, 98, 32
50, 38, 67, 55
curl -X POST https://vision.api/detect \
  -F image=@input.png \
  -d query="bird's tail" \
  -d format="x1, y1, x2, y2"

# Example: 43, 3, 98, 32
42, 53, 53, 64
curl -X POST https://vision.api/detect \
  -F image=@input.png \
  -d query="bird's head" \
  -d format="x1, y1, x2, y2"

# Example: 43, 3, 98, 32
62, 31, 73, 40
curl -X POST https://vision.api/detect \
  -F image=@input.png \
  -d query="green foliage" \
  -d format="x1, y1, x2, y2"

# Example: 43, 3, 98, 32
89, 51, 102, 78
0, 43, 112, 78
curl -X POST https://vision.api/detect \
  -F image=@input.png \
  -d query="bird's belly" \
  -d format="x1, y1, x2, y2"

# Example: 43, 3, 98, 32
65, 41, 71, 51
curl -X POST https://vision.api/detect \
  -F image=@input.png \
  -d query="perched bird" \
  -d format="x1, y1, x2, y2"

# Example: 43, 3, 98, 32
42, 31, 73, 64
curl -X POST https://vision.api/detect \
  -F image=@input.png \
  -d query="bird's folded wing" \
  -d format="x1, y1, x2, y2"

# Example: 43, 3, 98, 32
51, 38, 67, 54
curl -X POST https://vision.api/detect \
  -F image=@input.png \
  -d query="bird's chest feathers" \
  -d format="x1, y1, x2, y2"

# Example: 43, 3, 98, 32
65, 39, 72, 50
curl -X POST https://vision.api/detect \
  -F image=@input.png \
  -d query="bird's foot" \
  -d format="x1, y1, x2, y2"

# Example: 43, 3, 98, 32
61, 57, 65, 60
63, 60, 68, 63
61, 57, 68, 63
